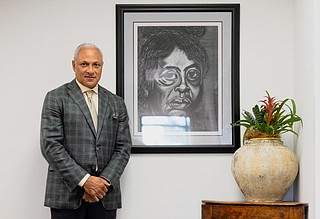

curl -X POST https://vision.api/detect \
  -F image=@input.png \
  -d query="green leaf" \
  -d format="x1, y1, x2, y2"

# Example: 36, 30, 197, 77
242, 110, 256, 125
252, 105, 265, 124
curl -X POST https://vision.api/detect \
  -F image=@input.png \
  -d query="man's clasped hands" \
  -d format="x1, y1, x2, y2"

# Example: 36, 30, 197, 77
82, 176, 110, 203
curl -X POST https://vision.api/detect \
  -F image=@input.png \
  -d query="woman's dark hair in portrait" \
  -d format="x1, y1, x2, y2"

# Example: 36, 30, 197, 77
138, 26, 209, 116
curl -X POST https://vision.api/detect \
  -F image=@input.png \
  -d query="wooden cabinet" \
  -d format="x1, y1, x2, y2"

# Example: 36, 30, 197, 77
202, 200, 308, 219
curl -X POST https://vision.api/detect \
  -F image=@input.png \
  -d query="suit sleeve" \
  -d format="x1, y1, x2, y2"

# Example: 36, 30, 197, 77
100, 98, 132, 188
40, 91, 88, 191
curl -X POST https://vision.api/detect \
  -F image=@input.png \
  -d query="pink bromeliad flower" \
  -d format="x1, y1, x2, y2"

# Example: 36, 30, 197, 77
259, 91, 280, 126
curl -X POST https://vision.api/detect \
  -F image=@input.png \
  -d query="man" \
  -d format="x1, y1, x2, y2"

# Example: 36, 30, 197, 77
40, 43, 132, 219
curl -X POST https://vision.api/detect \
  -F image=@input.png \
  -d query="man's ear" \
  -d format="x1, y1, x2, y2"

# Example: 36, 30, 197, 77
72, 60, 75, 71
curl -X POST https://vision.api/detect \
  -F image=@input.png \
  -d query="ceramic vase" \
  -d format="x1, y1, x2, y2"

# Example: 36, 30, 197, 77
231, 138, 298, 202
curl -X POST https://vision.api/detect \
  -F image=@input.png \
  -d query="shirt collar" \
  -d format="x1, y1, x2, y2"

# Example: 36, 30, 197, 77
76, 79, 98, 94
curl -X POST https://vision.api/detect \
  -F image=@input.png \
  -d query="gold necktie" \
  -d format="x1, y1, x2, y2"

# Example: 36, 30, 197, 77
85, 90, 98, 131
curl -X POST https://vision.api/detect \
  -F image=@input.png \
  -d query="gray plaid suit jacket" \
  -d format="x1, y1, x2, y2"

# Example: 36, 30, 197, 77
40, 79, 131, 210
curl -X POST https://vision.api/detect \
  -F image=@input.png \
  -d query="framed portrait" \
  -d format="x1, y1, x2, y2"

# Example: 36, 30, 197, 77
116, 4, 240, 153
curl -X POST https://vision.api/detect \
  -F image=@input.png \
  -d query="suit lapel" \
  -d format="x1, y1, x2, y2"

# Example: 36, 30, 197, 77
97, 86, 114, 138
67, 80, 97, 136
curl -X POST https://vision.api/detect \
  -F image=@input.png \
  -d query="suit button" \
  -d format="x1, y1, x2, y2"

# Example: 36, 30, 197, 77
96, 147, 100, 151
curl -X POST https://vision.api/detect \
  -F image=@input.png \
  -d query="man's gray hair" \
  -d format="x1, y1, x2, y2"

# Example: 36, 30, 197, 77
73, 43, 103, 60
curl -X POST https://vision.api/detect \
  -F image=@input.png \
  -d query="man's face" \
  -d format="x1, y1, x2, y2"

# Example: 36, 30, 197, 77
72, 48, 103, 89
148, 48, 202, 116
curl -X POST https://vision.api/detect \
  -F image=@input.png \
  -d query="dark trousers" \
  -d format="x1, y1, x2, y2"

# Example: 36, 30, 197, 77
51, 202, 117, 219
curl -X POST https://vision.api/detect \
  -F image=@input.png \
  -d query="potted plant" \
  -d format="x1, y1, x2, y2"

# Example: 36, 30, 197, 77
231, 91, 303, 202
232, 91, 302, 140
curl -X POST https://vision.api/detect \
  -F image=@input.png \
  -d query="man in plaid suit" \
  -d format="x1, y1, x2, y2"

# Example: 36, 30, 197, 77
40, 43, 132, 219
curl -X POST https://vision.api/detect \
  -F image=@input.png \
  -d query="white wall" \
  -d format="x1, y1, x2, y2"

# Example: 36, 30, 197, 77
0, 0, 316, 218
315, 1, 320, 217
293, 0, 319, 218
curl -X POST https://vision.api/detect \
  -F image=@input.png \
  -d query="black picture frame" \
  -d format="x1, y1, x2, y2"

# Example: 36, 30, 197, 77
116, 4, 240, 153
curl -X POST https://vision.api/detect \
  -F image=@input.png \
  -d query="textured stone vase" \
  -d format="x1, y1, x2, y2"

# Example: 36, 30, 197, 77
231, 138, 298, 202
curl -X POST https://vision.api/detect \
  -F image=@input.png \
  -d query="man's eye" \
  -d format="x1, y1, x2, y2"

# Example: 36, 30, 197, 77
80, 63, 87, 67
160, 70, 177, 80
157, 70, 178, 86
186, 68, 201, 85
93, 63, 101, 68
